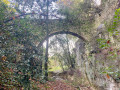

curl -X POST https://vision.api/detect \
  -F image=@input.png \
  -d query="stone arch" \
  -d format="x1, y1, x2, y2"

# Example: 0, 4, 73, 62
36, 30, 87, 71
37, 30, 87, 48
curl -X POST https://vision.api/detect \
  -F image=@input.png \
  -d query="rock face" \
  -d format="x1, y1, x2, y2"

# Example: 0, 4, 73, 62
94, 0, 118, 28
75, 0, 120, 89
75, 39, 85, 67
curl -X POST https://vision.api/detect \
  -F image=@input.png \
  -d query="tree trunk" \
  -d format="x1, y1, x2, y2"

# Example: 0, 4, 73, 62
44, 0, 49, 81
39, 45, 43, 75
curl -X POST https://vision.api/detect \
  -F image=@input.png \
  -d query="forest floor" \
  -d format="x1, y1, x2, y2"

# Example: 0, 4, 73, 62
36, 80, 77, 90
33, 70, 94, 90
0, 69, 93, 90
32, 78, 93, 90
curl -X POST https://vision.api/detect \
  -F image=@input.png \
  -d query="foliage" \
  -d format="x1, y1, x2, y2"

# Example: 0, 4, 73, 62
0, 0, 46, 89
57, 0, 96, 32
48, 34, 76, 71
96, 8, 120, 81
0, 59, 21, 89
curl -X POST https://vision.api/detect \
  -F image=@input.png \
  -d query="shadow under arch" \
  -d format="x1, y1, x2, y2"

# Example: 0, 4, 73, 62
37, 30, 87, 48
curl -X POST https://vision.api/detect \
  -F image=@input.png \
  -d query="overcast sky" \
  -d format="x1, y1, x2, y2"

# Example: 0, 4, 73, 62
93, 0, 101, 6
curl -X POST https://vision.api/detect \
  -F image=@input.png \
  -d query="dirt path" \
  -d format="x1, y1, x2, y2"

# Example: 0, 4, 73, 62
37, 80, 77, 90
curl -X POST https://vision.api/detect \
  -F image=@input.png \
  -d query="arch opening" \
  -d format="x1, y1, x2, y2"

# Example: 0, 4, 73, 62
39, 31, 87, 74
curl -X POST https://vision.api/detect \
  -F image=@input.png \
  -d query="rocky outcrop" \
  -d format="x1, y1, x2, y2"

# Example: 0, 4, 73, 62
75, 0, 120, 89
